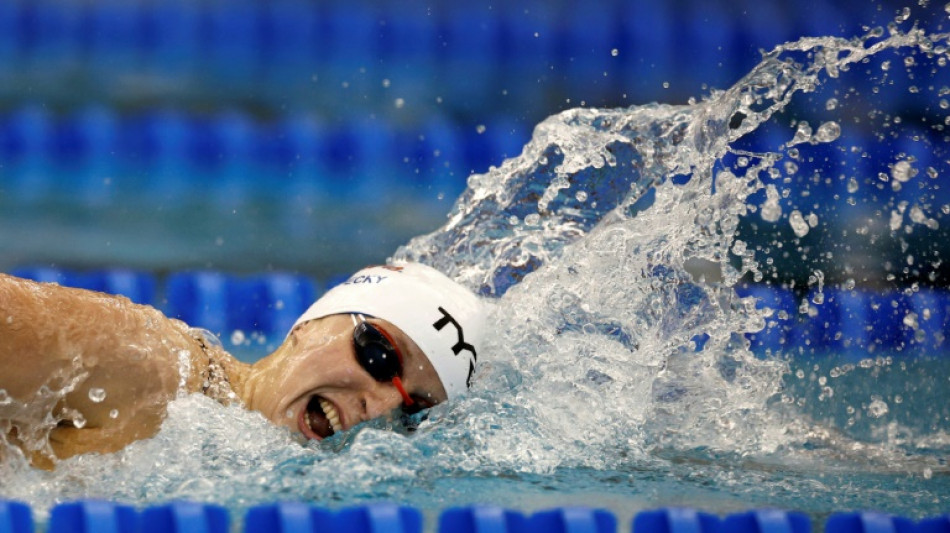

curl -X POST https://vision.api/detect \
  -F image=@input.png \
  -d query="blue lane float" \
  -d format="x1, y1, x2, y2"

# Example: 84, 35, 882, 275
2, 502, 948, 533
7, 266, 950, 358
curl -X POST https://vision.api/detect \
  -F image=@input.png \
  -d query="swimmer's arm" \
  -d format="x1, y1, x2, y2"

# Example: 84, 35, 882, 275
0, 273, 208, 459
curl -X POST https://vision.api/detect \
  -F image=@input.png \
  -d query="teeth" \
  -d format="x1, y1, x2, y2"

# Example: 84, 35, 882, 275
319, 398, 342, 434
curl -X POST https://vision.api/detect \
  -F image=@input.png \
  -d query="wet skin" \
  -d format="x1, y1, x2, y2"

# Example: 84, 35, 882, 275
0, 274, 446, 467
236, 314, 447, 441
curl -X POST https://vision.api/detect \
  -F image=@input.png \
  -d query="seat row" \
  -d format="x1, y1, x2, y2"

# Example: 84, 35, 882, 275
0, 0, 936, 116
0, 501, 946, 533
0, 106, 529, 207
2, 104, 946, 211
7, 266, 950, 358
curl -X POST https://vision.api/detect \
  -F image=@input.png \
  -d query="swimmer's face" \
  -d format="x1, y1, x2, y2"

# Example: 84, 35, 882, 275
245, 314, 448, 440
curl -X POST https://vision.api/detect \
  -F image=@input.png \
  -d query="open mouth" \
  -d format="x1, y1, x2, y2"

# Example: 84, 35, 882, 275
298, 395, 342, 440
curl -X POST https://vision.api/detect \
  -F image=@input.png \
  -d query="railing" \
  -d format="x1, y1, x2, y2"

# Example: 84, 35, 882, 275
7, 266, 950, 358
0, 501, 946, 533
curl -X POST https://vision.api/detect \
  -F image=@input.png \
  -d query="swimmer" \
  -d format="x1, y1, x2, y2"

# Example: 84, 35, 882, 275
0, 263, 485, 469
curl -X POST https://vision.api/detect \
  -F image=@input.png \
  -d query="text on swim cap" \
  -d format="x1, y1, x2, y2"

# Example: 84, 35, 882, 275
343, 274, 387, 285
432, 306, 478, 388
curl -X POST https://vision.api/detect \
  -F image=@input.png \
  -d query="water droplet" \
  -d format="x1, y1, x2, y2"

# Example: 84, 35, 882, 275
867, 398, 889, 418
825, 98, 838, 111
575, 190, 588, 202
789, 210, 810, 237
760, 185, 783, 222
381, 78, 391, 88
0, 389, 11, 405
847, 177, 860, 193
231, 329, 246, 345
610, 48, 619, 57
88, 388, 107, 403
394, 98, 405, 109
476, 124, 487, 134
903, 312, 919, 329
109, 409, 119, 419
815, 121, 841, 143
72, 415, 87, 429
891, 159, 916, 182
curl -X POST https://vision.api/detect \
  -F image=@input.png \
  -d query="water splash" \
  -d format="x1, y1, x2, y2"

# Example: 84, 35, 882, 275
4, 21, 950, 521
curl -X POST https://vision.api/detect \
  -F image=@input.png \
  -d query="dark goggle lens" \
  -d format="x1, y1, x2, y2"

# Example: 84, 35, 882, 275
352, 322, 402, 381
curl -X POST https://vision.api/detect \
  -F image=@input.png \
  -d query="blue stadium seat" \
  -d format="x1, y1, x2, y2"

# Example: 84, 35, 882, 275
333, 504, 422, 533
734, 284, 799, 356
558, 2, 620, 98
678, 0, 737, 92
9, 266, 77, 287
907, 289, 950, 356
917, 516, 950, 533
722, 510, 811, 533
19, 0, 83, 75
86, 269, 158, 306
244, 503, 333, 533
619, 2, 674, 98
325, 119, 398, 202
824, 513, 915, 533
131, 109, 194, 200
84, 0, 144, 78
440, 7, 502, 110
47, 501, 137, 533
0, 501, 33, 533
203, 110, 258, 207
259, 1, 319, 87
527, 508, 615, 533
164, 271, 231, 336
865, 292, 916, 355
891, 127, 945, 209
463, 117, 529, 175
140, 502, 228, 533
633, 508, 719, 533
53, 106, 121, 205
438, 507, 526, 533
228, 273, 318, 339
139, 0, 200, 80
0, 105, 55, 202
803, 289, 874, 356
319, 1, 378, 103
264, 116, 332, 204
203, 0, 261, 88
394, 116, 467, 203
0, 2, 24, 78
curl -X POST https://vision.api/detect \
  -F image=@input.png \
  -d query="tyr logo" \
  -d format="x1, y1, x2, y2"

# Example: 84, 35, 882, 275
432, 306, 478, 387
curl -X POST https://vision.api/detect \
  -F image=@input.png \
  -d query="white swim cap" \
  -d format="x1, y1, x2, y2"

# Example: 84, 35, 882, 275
291, 263, 486, 400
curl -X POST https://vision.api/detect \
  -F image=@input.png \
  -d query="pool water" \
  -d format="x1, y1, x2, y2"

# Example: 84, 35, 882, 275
2, 8, 950, 527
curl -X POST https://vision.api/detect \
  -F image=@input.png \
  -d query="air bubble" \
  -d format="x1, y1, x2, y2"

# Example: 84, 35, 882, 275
867, 399, 889, 418
89, 388, 107, 403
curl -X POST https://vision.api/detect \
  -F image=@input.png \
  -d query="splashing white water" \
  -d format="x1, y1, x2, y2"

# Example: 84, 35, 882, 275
3, 20, 950, 521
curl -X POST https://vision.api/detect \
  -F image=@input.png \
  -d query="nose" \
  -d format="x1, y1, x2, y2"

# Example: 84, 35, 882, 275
360, 380, 405, 421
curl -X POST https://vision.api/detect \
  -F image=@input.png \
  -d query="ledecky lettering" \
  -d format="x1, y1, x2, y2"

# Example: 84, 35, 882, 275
343, 274, 387, 285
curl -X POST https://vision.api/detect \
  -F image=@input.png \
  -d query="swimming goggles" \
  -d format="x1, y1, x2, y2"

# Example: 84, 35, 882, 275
350, 314, 419, 412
